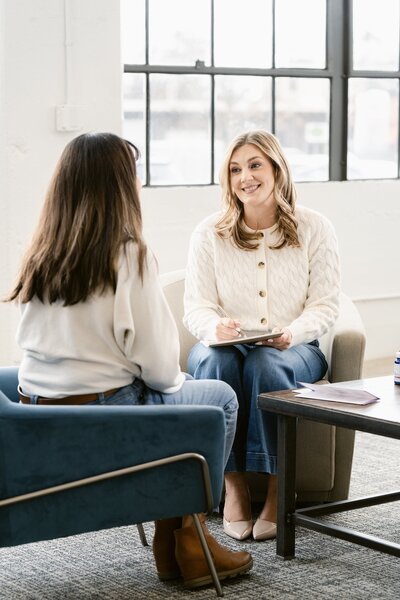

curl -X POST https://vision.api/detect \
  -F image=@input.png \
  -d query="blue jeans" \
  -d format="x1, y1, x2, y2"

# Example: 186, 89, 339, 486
88, 376, 238, 468
187, 341, 328, 474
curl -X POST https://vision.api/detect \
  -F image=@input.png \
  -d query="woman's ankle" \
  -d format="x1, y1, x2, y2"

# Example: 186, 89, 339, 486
258, 474, 277, 522
223, 473, 252, 521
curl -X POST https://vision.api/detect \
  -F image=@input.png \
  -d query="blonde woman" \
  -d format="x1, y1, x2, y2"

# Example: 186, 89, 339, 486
184, 130, 340, 541
6, 132, 252, 588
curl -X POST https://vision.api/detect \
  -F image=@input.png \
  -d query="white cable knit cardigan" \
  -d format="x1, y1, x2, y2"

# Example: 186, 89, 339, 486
183, 205, 341, 348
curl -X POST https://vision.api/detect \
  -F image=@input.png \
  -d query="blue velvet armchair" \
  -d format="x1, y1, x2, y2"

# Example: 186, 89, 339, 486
0, 367, 226, 596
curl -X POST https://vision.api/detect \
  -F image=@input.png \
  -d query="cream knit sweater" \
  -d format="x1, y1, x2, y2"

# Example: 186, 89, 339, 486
17, 244, 185, 398
183, 205, 340, 348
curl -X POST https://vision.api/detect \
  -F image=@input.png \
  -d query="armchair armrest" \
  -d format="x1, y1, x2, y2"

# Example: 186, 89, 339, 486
0, 366, 19, 402
329, 294, 366, 382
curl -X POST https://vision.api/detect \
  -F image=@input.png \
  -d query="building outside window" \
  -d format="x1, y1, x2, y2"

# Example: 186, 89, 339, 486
121, 0, 400, 186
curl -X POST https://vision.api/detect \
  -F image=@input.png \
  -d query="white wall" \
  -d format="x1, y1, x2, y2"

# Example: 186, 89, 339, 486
1, 0, 399, 366
0, 0, 123, 364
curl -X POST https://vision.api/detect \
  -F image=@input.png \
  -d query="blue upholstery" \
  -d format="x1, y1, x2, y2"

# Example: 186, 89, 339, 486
0, 367, 225, 548
0, 367, 19, 402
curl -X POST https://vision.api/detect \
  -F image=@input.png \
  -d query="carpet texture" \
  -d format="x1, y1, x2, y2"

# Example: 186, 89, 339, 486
0, 431, 399, 599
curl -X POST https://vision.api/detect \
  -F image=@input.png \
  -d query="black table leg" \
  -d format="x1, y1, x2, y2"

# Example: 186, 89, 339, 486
276, 414, 297, 559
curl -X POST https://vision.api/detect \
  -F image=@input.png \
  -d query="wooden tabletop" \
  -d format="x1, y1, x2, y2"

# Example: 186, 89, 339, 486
257, 376, 400, 439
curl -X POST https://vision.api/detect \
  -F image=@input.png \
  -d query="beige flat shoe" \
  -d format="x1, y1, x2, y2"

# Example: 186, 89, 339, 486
252, 518, 277, 541
223, 516, 253, 541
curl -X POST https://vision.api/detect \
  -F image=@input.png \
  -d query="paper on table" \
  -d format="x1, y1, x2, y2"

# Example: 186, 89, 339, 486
294, 382, 379, 405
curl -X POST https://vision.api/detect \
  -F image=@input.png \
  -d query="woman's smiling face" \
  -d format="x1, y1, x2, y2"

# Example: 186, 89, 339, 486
229, 143, 276, 213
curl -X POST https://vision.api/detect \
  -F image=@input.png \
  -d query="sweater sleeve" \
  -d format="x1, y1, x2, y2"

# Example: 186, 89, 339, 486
115, 247, 185, 393
183, 226, 221, 341
286, 215, 341, 347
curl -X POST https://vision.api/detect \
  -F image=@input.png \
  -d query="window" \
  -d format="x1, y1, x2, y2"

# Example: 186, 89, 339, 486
122, 0, 400, 186
348, 0, 399, 180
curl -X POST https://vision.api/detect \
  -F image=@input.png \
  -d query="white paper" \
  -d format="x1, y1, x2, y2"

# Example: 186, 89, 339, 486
294, 382, 379, 405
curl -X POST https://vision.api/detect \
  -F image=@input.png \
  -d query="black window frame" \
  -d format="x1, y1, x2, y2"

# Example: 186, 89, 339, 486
123, 0, 400, 186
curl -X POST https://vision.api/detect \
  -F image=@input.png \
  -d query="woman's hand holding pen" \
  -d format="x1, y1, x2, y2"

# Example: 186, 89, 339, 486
216, 317, 242, 341
215, 305, 241, 341
214, 305, 292, 348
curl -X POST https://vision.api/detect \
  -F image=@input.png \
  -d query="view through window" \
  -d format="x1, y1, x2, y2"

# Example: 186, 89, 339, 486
122, 0, 400, 185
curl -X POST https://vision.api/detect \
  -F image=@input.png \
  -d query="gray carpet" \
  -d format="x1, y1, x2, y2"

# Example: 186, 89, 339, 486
0, 431, 399, 599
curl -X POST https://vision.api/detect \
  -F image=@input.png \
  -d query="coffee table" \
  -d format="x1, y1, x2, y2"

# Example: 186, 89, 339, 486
257, 376, 400, 559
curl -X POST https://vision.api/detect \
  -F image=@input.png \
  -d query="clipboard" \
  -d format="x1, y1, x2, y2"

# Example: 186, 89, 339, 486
205, 331, 283, 348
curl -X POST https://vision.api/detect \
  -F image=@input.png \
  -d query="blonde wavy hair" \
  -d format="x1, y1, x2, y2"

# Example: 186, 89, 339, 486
216, 130, 300, 250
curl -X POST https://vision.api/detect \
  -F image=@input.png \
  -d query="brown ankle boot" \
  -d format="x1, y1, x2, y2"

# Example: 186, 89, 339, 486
174, 515, 253, 588
152, 517, 182, 580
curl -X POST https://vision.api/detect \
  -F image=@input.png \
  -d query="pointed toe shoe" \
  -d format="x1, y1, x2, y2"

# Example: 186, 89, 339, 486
252, 518, 277, 541
223, 516, 253, 541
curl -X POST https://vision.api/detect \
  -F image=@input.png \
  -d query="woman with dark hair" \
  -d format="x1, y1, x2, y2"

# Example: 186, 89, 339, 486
7, 132, 252, 589
184, 130, 340, 542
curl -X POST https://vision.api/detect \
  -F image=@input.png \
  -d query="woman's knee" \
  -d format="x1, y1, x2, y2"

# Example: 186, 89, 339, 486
188, 344, 242, 380
189, 378, 238, 412
244, 348, 296, 391
216, 380, 239, 413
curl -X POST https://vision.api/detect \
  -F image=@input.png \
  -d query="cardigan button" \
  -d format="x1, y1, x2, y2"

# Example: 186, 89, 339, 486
257, 232, 264, 239
260, 317, 267, 325
259, 290, 266, 297
258, 261, 265, 268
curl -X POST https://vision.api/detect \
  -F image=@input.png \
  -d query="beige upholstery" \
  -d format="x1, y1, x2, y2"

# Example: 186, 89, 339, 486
160, 269, 366, 503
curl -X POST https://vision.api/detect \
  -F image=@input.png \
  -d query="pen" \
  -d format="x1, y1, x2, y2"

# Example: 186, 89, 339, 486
215, 305, 242, 334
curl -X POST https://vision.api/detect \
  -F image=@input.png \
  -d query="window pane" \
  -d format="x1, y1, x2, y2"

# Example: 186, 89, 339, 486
121, 0, 145, 65
214, 76, 272, 182
353, 0, 399, 71
275, 78, 330, 181
214, 0, 272, 68
275, 0, 326, 68
149, 74, 211, 185
122, 73, 146, 184
348, 79, 398, 179
149, 0, 211, 66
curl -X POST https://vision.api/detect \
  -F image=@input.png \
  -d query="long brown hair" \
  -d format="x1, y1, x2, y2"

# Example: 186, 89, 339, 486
216, 130, 300, 250
6, 132, 147, 305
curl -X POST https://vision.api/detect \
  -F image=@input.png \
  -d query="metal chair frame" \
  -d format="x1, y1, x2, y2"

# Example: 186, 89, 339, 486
0, 451, 224, 596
